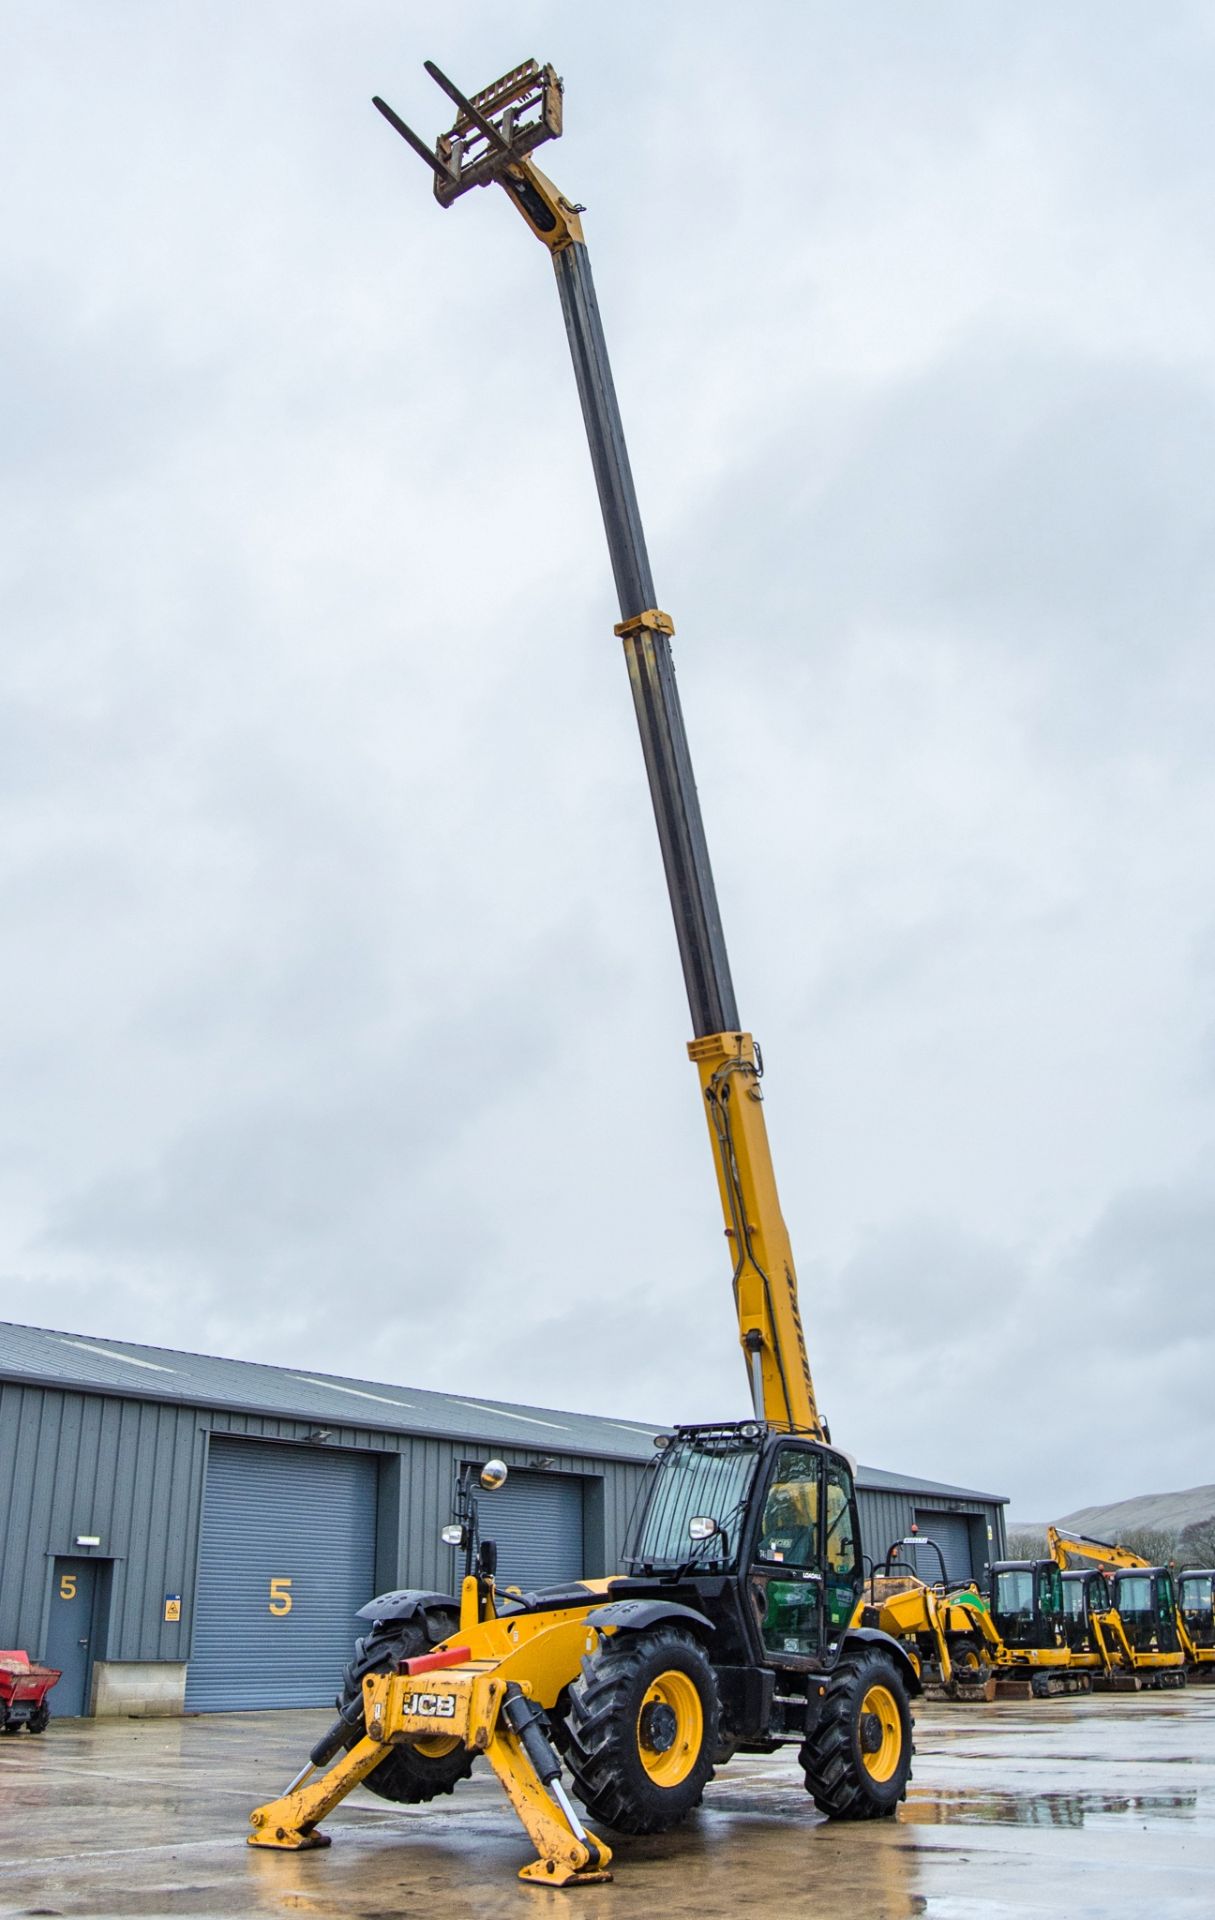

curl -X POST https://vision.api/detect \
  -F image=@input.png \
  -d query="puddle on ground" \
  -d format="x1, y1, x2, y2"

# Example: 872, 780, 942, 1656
904, 1788, 1196, 1828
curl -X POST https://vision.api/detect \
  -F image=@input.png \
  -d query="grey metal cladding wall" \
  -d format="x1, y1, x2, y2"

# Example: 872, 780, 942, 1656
385, 1436, 645, 1592
0, 1383, 205, 1661
858, 1487, 1004, 1573
0, 1382, 651, 1662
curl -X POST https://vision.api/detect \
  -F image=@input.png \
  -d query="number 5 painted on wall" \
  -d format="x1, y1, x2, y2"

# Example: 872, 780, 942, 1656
268, 1577, 293, 1616
59, 1573, 77, 1601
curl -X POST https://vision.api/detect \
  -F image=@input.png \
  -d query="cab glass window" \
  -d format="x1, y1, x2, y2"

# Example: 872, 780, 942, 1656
756, 1449, 820, 1571
823, 1457, 860, 1630
995, 1570, 1034, 1616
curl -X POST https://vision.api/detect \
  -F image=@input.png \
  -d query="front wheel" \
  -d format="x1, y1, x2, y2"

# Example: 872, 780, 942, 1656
338, 1613, 474, 1805
947, 1634, 991, 1689
800, 1648, 914, 1819
566, 1626, 719, 1834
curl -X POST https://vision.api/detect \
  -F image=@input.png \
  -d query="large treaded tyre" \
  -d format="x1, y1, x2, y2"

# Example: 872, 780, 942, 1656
565, 1626, 719, 1835
800, 1648, 914, 1819
338, 1612, 474, 1805
947, 1634, 992, 1688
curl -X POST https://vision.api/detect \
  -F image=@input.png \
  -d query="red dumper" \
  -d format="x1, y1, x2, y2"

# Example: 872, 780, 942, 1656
0, 1651, 60, 1734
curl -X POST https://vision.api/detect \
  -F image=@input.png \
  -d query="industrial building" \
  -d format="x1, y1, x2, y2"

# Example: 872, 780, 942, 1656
0, 1321, 1007, 1717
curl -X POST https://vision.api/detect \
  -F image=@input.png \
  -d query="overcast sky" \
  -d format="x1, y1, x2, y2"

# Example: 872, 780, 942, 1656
2, 3, 1213, 1518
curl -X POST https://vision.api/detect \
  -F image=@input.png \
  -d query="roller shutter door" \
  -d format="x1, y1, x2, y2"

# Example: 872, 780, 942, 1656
186, 1438, 377, 1711
476, 1470, 584, 1590
913, 1510, 974, 1584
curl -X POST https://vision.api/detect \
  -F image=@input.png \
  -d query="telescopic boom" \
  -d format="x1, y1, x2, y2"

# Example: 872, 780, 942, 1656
375, 60, 823, 1439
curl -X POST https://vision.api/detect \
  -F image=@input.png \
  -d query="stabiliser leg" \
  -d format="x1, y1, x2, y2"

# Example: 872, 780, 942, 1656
247, 1731, 389, 1849
489, 1682, 612, 1886
248, 1664, 611, 1884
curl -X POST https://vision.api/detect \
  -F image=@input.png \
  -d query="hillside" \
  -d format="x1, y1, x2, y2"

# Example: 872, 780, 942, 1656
1053, 1484, 1215, 1539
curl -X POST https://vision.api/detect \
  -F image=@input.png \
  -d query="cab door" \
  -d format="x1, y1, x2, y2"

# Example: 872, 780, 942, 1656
748, 1444, 824, 1663
1155, 1571, 1181, 1654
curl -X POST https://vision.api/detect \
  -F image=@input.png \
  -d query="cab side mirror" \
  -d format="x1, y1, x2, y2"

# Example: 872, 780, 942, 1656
689, 1516, 719, 1541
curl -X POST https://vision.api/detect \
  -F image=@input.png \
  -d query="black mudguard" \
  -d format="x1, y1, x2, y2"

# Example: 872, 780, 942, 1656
355, 1587, 459, 1628
842, 1624, 923, 1695
585, 1597, 715, 1635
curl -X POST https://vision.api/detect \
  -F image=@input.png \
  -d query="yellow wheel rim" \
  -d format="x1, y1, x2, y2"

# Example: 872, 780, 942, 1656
411, 1734, 462, 1759
858, 1684, 902, 1783
636, 1669, 704, 1788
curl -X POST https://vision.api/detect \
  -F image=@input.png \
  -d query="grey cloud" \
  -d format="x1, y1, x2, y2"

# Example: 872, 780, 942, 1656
2, 3, 1213, 1517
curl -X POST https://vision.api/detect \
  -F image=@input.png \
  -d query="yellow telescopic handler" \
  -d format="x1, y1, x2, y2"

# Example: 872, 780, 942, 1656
247, 57, 920, 1888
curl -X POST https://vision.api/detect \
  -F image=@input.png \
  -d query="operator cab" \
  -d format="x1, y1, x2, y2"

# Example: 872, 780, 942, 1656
988, 1559, 1066, 1650
1059, 1568, 1112, 1652
1111, 1567, 1181, 1654
1179, 1570, 1215, 1651
625, 1422, 863, 1669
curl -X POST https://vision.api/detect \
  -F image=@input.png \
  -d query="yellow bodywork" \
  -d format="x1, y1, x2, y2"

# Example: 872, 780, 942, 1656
852, 1573, 1078, 1688
1049, 1528, 1187, 1679
688, 1030, 823, 1436
249, 1579, 619, 1884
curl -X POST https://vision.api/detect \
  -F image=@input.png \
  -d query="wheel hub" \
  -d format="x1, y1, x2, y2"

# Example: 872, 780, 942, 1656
859, 1711, 883, 1754
638, 1700, 678, 1754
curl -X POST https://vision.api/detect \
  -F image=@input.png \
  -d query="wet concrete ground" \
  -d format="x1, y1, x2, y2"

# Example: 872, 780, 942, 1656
1, 1691, 1211, 1919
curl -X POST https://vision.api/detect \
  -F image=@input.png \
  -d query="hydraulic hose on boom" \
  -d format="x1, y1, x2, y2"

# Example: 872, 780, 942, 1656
375, 60, 822, 1437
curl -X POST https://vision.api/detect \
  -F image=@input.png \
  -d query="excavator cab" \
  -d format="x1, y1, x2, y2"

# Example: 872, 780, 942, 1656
988, 1560, 1066, 1650
1059, 1569, 1112, 1653
1179, 1571, 1215, 1652
1111, 1568, 1181, 1656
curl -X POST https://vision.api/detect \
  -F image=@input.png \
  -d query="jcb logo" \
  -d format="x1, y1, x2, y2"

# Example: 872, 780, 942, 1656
402, 1692, 457, 1719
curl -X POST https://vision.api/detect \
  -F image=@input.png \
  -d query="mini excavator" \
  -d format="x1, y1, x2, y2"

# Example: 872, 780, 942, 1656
857, 1530, 1087, 1699
247, 58, 919, 1887
1048, 1527, 1188, 1688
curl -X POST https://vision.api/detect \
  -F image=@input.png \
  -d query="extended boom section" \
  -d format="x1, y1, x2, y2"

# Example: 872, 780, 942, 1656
374, 56, 819, 1435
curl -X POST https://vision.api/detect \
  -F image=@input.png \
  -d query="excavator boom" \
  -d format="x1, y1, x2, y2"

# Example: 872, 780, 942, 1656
1048, 1526, 1151, 1570
375, 60, 821, 1437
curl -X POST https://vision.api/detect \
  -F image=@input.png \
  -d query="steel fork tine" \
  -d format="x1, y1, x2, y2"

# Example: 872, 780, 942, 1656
371, 96, 453, 184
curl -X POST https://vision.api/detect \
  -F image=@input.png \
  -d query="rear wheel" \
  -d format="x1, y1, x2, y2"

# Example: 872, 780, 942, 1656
800, 1648, 914, 1819
338, 1612, 474, 1804
566, 1626, 718, 1834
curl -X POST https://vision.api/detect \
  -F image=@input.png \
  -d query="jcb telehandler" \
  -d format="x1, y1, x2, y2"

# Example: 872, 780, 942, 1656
247, 58, 918, 1887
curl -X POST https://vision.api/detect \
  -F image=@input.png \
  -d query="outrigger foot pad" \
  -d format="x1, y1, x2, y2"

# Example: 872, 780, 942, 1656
518, 1859, 613, 1887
